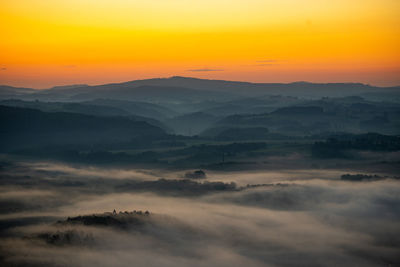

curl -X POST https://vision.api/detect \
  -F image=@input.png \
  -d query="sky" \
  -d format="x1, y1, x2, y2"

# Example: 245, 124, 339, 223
0, 0, 399, 88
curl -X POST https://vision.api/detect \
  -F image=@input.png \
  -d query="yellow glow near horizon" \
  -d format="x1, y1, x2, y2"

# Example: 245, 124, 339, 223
0, 0, 399, 88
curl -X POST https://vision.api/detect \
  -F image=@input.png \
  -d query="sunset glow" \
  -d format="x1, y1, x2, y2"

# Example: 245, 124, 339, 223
1, 0, 399, 88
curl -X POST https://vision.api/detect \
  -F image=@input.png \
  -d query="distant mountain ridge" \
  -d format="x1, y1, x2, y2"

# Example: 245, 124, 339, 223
1, 76, 399, 102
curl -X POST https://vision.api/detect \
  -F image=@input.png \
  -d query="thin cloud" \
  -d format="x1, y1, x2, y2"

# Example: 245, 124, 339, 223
187, 68, 224, 72
253, 59, 280, 67
255, 63, 280, 67
238, 60, 280, 67
0, 67, 7, 71
256, 59, 278, 63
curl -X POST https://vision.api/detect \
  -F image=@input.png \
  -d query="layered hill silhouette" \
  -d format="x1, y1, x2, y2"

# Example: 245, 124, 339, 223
1, 77, 399, 162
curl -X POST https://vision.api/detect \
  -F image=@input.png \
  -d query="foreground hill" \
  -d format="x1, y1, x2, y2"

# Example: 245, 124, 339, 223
0, 99, 130, 117
0, 105, 167, 151
0, 99, 171, 131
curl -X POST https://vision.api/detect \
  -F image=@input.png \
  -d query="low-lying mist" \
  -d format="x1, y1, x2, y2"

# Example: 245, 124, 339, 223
0, 160, 399, 267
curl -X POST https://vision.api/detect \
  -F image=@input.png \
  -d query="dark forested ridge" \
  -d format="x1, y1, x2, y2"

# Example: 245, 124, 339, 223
0, 105, 167, 151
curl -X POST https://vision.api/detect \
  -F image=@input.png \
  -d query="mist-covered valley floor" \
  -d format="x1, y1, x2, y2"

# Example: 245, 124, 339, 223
0, 159, 399, 267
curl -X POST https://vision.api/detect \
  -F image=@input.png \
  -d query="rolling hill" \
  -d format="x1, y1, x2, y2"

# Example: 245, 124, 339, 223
0, 105, 167, 151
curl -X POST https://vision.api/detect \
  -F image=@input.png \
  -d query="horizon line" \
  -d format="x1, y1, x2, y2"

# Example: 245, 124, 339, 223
2, 75, 400, 90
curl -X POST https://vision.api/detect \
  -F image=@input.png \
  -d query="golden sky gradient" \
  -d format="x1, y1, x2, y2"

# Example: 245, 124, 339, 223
1, 0, 399, 88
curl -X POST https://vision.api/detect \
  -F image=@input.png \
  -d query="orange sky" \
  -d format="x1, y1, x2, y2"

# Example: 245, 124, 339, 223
1, 0, 399, 88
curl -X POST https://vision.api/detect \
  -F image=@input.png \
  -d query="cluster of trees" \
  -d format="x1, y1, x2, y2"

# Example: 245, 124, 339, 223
62, 211, 150, 228
341, 174, 383, 181
118, 178, 237, 195
184, 170, 207, 179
